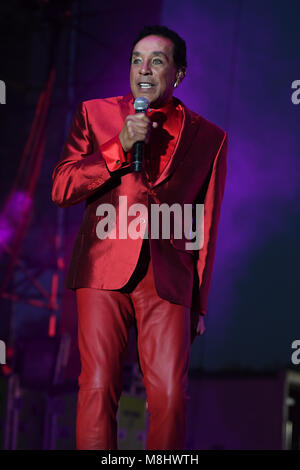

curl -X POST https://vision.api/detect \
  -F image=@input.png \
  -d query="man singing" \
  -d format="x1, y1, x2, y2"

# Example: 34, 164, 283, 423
51, 25, 228, 450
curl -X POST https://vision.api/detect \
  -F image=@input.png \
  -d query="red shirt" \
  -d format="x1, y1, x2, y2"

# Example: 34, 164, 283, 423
144, 97, 183, 182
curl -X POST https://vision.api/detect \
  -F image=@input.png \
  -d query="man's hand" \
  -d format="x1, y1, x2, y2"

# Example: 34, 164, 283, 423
119, 113, 158, 153
196, 313, 206, 335
191, 311, 206, 343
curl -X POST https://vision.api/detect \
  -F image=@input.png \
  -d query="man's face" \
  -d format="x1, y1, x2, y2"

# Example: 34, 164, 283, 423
130, 35, 180, 108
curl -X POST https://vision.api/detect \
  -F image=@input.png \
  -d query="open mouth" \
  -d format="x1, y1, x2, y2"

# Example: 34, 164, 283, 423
138, 82, 155, 89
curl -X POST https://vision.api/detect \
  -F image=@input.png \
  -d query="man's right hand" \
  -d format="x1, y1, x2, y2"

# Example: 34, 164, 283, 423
119, 113, 158, 153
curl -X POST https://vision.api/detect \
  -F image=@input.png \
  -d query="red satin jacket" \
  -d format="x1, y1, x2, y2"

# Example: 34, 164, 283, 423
51, 92, 228, 315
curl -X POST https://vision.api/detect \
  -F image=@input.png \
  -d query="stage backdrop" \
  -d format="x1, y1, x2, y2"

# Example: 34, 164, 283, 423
1, 0, 299, 375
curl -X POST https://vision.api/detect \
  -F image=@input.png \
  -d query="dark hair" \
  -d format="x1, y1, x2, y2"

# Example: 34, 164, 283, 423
129, 25, 187, 70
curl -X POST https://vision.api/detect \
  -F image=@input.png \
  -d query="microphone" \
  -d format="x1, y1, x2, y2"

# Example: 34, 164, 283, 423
132, 96, 150, 172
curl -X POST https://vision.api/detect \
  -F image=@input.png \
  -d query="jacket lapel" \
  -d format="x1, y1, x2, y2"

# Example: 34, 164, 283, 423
151, 99, 200, 188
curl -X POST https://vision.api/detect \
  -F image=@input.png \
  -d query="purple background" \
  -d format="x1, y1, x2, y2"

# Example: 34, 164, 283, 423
0, 0, 299, 375
161, 0, 300, 371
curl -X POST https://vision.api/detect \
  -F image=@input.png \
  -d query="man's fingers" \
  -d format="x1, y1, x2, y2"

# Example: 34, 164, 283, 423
127, 113, 151, 124
196, 315, 206, 335
196, 327, 206, 335
122, 114, 156, 150
129, 130, 149, 142
127, 123, 147, 137
127, 118, 156, 140
127, 124, 134, 138
127, 121, 151, 132
134, 113, 151, 121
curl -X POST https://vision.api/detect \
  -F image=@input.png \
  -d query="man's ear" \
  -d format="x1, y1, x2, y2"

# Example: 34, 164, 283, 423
176, 68, 186, 85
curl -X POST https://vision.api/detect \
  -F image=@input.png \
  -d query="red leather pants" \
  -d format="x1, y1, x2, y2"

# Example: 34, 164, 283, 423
75, 241, 191, 450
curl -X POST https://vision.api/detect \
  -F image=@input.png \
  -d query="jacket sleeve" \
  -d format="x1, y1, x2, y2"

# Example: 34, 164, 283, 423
192, 132, 228, 315
51, 101, 130, 208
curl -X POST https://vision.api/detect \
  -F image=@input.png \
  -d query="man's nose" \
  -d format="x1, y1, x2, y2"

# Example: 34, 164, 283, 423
139, 61, 152, 75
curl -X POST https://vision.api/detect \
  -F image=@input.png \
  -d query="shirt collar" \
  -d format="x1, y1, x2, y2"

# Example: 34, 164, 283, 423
147, 97, 176, 116
127, 92, 177, 115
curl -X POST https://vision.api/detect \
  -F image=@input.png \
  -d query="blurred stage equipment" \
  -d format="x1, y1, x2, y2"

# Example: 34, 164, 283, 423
2, 339, 150, 450
185, 368, 300, 450
0, 0, 80, 450
3, 333, 71, 450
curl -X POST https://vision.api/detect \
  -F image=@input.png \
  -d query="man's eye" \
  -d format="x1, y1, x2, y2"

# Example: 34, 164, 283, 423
153, 58, 163, 64
132, 58, 141, 64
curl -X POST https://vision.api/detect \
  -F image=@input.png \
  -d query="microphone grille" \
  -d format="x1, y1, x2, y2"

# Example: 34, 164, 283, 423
134, 96, 149, 112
